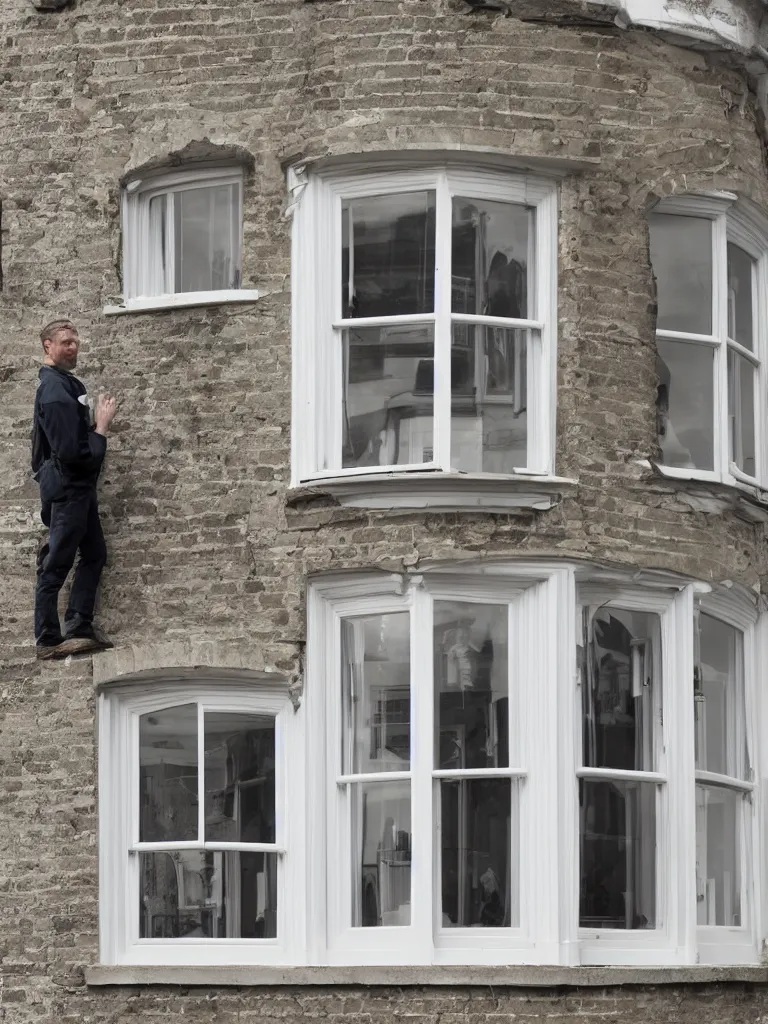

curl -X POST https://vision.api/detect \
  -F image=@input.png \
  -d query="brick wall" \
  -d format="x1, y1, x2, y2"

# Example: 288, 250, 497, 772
2, 0, 768, 1017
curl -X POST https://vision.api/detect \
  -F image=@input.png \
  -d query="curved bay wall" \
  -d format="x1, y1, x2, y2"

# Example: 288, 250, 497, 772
1, 0, 768, 1014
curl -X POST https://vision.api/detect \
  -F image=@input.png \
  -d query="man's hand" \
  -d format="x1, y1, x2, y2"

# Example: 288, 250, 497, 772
94, 393, 118, 436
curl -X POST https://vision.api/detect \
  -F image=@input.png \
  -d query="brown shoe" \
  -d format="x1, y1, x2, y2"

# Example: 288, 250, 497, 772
36, 636, 99, 660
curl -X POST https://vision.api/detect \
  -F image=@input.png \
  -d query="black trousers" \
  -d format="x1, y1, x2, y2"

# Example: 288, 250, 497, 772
34, 488, 107, 645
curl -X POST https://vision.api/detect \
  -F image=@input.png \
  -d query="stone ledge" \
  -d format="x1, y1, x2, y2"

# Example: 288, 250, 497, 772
92, 641, 288, 688
85, 965, 768, 988
288, 473, 577, 514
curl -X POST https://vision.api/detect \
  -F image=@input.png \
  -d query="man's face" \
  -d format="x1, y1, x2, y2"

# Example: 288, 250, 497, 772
45, 328, 79, 370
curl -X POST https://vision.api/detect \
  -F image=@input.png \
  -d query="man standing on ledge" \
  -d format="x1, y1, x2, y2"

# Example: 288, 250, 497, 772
32, 319, 118, 660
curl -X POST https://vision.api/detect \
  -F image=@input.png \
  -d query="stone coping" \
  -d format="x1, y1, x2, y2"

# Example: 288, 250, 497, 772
85, 965, 768, 987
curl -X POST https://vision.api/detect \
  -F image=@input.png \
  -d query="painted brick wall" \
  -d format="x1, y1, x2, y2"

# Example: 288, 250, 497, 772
1, 0, 768, 1018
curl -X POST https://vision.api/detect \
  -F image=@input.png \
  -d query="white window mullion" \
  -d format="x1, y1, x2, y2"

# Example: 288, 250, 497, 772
756, 254, 768, 487
531, 190, 557, 475
520, 575, 562, 962
411, 585, 434, 957
197, 702, 205, 844
713, 214, 730, 478
434, 171, 452, 471
668, 586, 697, 960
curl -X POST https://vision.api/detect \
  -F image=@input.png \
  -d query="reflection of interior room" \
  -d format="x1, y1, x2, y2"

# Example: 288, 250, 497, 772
434, 602, 511, 928
694, 615, 743, 926
341, 194, 528, 472
343, 614, 413, 928
580, 609, 657, 930
138, 709, 277, 939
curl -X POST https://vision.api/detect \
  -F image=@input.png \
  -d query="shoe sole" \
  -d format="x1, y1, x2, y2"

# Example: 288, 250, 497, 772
37, 637, 100, 660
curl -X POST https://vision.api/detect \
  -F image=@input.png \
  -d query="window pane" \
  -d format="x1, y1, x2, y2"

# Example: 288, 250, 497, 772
657, 339, 715, 470
342, 613, 410, 774
434, 601, 509, 769
148, 194, 167, 294
343, 325, 434, 468
727, 243, 754, 350
139, 850, 277, 938
342, 192, 435, 318
204, 713, 275, 843
649, 213, 712, 334
440, 778, 516, 928
696, 616, 747, 779
728, 350, 756, 477
451, 324, 527, 473
579, 779, 656, 930
174, 184, 238, 293
350, 781, 411, 927
452, 198, 530, 318
583, 609, 658, 772
696, 785, 741, 926
140, 704, 198, 843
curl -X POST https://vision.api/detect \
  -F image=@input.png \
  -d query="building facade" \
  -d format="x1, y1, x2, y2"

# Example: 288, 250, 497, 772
3, 0, 768, 1018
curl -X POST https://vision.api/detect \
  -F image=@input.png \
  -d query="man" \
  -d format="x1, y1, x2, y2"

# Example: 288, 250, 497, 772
32, 319, 118, 659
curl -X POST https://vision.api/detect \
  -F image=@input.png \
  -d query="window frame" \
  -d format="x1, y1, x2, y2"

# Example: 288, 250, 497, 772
306, 566, 763, 968
650, 192, 768, 490
98, 677, 306, 967
118, 165, 257, 313
290, 163, 559, 488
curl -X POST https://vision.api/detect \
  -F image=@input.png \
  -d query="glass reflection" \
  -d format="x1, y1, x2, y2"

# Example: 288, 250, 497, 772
434, 601, 509, 769
140, 704, 198, 843
342, 192, 435, 318
451, 324, 527, 473
656, 339, 714, 470
351, 781, 411, 927
727, 243, 754, 350
696, 616, 747, 779
441, 778, 515, 928
649, 213, 712, 335
695, 786, 741, 926
452, 198, 529, 318
204, 714, 275, 844
583, 609, 658, 772
579, 779, 656, 929
174, 184, 239, 293
139, 850, 277, 938
728, 350, 756, 477
342, 325, 434, 469
341, 613, 411, 775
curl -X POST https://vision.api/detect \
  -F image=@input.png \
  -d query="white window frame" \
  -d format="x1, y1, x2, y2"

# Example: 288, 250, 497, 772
306, 565, 763, 968
694, 590, 760, 965
98, 677, 306, 967
650, 192, 768, 491
112, 166, 259, 315
290, 163, 559, 488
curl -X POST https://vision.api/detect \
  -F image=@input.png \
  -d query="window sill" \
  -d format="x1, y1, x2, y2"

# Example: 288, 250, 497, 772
84, 964, 768, 987
288, 472, 577, 513
103, 290, 261, 315
644, 462, 768, 524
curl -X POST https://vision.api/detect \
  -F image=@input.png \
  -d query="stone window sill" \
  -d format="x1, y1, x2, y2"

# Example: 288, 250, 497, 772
103, 289, 261, 315
85, 964, 768, 987
288, 472, 577, 513
642, 461, 768, 524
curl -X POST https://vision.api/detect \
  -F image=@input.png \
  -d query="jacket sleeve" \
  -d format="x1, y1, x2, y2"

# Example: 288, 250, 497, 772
40, 399, 107, 472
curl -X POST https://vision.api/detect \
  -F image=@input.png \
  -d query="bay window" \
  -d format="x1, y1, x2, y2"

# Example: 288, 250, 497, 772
648, 194, 768, 487
290, 163, 558, 493
307, 565, 763, 968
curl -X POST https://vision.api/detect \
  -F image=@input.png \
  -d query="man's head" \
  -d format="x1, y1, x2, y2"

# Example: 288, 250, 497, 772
40, 319, 79, 371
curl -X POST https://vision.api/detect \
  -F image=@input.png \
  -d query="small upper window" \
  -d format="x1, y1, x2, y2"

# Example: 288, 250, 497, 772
648, 194, 768, 488
119, 166, 249, 311
290, 163, 559, 488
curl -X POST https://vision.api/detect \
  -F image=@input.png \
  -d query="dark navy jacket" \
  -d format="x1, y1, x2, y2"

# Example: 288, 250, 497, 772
32, 366, 107, 497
